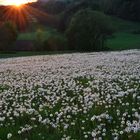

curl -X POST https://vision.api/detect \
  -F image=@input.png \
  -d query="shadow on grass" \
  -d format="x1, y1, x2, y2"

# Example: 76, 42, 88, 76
0, 51, 76, 59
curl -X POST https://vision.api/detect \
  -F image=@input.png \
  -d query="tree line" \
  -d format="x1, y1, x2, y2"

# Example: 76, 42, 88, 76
39, 0, 140, 22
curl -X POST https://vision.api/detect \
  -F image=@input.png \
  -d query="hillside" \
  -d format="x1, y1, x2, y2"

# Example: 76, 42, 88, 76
17, 15, 140, 51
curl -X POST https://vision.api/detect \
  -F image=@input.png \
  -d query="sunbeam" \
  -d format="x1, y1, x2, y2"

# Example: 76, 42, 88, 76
2, 5, 29, 30
1, 3, 58, 31
24, 4, 58, 27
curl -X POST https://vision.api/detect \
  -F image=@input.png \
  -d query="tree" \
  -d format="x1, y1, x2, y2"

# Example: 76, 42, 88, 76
44, 0, 66, 14
59, 0, 100, 31
0, 22, 18, 51
117, 0, 140, 21
100, 0, 140, 21
66, 9, 114, 51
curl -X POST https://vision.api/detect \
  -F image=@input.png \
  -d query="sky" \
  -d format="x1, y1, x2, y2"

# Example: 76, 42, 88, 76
0, 0, 37, 5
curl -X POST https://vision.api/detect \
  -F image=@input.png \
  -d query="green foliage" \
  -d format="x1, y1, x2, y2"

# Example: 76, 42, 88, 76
36, 29, 45, 43
0, 21, 18, 51
43, 34, 68, 51
34, 28, 68, 51
34, 29, 46, 50
100, 0, 140, 21
66, 9, 114, 51
59, 0, 100, 31
44, 0, 66, 14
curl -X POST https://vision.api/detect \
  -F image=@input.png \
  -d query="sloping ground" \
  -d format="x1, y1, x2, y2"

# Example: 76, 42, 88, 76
0, 50, 140, 139
108, 32, 140, 50
110, 17, 140, 32
108, 17, 140, 50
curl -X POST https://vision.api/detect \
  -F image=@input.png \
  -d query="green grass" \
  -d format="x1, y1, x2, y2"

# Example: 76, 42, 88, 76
108, 32, 140, 50
0, 51, 75, 59
18, 27, 60, 41
107, 17, 140, 50
18, 32, 36, 40
0, 52, 45, 58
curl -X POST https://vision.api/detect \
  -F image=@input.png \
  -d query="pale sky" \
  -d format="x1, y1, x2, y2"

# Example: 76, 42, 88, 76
0, 0, 37, 5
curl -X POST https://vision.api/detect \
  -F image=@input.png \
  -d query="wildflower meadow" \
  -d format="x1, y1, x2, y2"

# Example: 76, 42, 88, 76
0, 50, 140, 140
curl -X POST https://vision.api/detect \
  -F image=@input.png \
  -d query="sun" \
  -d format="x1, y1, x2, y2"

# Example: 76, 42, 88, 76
3, 0, 37, 6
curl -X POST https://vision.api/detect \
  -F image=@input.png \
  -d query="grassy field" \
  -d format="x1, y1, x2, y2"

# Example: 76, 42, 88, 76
0, 50, 140, 140
108, 32, 140, 50
107, 17, 140, 50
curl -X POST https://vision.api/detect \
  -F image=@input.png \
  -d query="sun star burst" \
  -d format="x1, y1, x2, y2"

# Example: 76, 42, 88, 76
2, 0, 37, 6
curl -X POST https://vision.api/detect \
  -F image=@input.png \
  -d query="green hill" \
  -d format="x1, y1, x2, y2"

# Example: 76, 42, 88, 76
107, 17, 140, 50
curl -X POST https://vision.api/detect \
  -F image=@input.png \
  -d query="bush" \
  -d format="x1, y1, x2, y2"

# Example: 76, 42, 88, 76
66, 9, 114, 51
101, 0, 140, 22
34, 28, 68, 51
34, 29, 46, 51
0, 21, 18, 51
43, 34, 68, 51
131, 30, 140, 34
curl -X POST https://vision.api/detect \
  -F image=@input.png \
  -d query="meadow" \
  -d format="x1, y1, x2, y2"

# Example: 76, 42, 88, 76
107, 17, 140, 50
108, 32, 140, 50
0, 50, 140, 140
